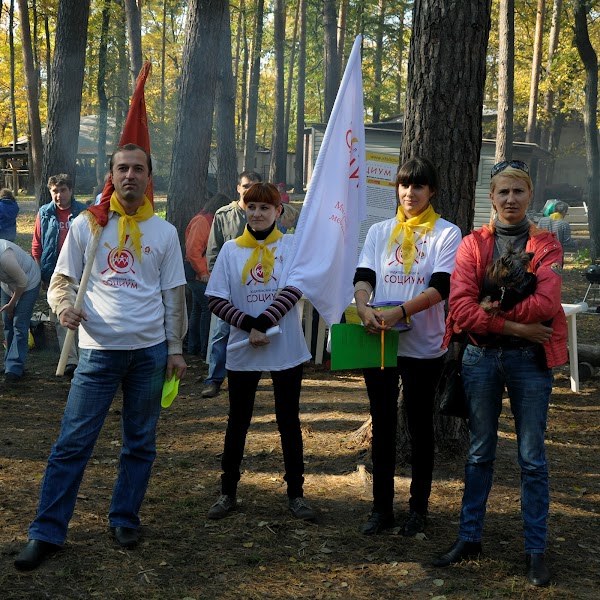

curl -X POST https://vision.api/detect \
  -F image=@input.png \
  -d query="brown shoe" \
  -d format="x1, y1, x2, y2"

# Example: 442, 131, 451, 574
201, 383, 221, 398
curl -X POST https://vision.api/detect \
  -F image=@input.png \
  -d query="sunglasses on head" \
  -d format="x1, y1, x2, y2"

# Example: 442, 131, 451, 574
490, 160, 529, 178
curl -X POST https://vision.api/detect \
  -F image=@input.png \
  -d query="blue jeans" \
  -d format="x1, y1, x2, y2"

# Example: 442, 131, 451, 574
205, 315, 229, 386
458, 344, 553, 553
2, 284, 40, 376
187, 280, 210, 356
28, 342, 167, 545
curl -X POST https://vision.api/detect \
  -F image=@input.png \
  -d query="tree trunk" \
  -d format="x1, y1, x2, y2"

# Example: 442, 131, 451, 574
160, 0, 167, 124
525, 0, 545, 144
372, 0, 386, 123
495, 0, 514, 162
268, 0, 286, 184
402, 0, 492, 234
9, 0, 18, 159
283, 0, 300, 160
239, 0, 249, 147
39, 0, 91, 206
294, 0, 307, 193
215, 3, 238, 201
44, 12, 51, 103
539, 0, 562, 151
397, 0, 492, 456
395, 2, 406, 115
243, 0, 264, 172
337, 0, 349, 73
124, 0, 143, 91
115, 0, 129, 145
96, 0, 111, 186
574, 1, 600, 259
323, 0, 340, 121
167, 0, 226, 246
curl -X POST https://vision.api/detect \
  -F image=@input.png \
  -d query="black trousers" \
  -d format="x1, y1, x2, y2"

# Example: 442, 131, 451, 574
220, 364, 305, 498
363, 355, 443, 515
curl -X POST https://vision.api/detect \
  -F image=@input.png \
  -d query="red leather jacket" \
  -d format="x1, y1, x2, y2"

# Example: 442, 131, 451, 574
443, 223, 567, 368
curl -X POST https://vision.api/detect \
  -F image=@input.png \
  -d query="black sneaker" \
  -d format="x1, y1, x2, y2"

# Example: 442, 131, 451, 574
289, 497, 316, 520
4, 372, 21, 383
402, 510, 426, 537
207, 494, 237, 519
360, 511, 395, 535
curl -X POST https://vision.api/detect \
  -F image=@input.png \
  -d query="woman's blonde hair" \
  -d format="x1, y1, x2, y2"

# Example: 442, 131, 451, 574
490, 166, 533, 194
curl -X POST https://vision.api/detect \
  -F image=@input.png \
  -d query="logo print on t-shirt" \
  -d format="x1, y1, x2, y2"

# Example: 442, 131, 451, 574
388, 238, 427, 268
245, 248, 280, 286
102, 238, 137, 275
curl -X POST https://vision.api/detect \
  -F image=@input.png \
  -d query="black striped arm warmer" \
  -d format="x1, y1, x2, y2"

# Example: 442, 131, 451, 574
253, 286, 303, 333
207, 296, 255, 333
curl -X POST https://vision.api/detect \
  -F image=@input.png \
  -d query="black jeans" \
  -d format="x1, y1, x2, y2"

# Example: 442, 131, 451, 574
363, 355, 443, 515
221, 364, 305, 498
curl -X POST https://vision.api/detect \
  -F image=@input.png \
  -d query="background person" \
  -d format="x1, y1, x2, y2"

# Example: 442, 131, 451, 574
537, 200, 577, 257
201, 170, 262, 398
205, 182, 314, 521
184, 192, 230, 358
14, 144, 187, 571
433, 161, 567, 587
31, 174, 87, 377
0, 188, 20, 241
353, 157, 461, 537
0, 239, 41, 382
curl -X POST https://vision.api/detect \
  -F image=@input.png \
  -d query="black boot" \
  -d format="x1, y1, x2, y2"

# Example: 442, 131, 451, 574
526, 553, 551, 586
360, 511, 395, 535
432, 539, 483, 567
14, 540, 61, 571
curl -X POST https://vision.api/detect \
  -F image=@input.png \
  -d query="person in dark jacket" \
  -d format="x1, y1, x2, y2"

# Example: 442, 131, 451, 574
0, 188, 20, 242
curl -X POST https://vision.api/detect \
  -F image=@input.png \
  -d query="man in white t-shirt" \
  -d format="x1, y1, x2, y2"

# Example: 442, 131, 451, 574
15, 144, 188, 571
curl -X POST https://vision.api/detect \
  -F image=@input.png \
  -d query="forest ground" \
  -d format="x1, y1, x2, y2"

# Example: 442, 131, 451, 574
0, 202, 599, 599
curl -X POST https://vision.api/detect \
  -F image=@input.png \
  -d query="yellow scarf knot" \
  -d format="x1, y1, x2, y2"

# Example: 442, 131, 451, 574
235, 226, 283, 285
549, 212, 562, 221
387, 204, 440, 275
109, 192, 154, 260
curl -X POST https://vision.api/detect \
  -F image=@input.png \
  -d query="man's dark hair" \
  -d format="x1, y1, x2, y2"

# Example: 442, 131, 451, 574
238, 170, 262, 184
203, 192, 231, 215
47, 173, 73, 190
0, 188, 16, 200
109, 143, 153, 174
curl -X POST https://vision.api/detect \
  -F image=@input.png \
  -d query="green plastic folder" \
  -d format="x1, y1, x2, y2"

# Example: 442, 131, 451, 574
330, 323, 399, 370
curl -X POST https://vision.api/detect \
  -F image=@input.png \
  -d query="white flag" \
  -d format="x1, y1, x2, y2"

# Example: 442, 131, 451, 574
282, 36, 366, 327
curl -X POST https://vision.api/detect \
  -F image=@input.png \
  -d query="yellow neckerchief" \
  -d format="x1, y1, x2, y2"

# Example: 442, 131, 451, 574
235, 225, 283, 285
387, 203, 440, 275
549, 212, 562, 221
109, 192, 154, 260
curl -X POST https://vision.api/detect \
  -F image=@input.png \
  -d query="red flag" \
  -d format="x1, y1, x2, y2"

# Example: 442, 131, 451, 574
87, 61, 153, 227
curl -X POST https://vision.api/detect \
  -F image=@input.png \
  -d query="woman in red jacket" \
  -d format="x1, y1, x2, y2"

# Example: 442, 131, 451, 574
433, 161, 567, 587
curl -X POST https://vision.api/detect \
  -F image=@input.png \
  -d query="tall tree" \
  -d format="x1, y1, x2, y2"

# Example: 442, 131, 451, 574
395, 2, 407, 114
574, 0, 600, 258
96, 0, 111, 186
323, 0, 340, 121
495, 0, 515, 162
243, 0, 265, 171
525, 0, 545, 143
39, 0, 91, 206
18, 0, 43, 198
160, 0, 167, 124
372, 0, 386, 123
167, 0, 226, 244
539, 0, 562, 151
9, 0, 18, 157
124, 0, 143, 91
402, 0, 493, 233
294, 0, 307, 193
268, 0, 286, 184
337, 0, 349, 71
284, 0, 300, 157
215, 2, 238, 200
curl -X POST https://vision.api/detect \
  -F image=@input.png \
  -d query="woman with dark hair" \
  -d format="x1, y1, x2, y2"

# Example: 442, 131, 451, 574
0, 188, 19, 242
204, 182, 314, 521
184, 193, 230, 357
353, 157, 462, 537
433, 161, 566, 587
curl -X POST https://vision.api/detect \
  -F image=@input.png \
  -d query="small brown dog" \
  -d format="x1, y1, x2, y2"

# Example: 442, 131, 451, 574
480, 243, 536, 313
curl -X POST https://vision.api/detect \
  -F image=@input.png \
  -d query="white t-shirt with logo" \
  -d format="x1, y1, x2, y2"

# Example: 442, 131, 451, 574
55, 211, 186, 350
206, 234, 311, 371
357, 216, 461, 359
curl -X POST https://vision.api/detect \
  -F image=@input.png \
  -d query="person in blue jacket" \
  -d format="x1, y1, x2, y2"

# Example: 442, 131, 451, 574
0, 188, 20, 242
